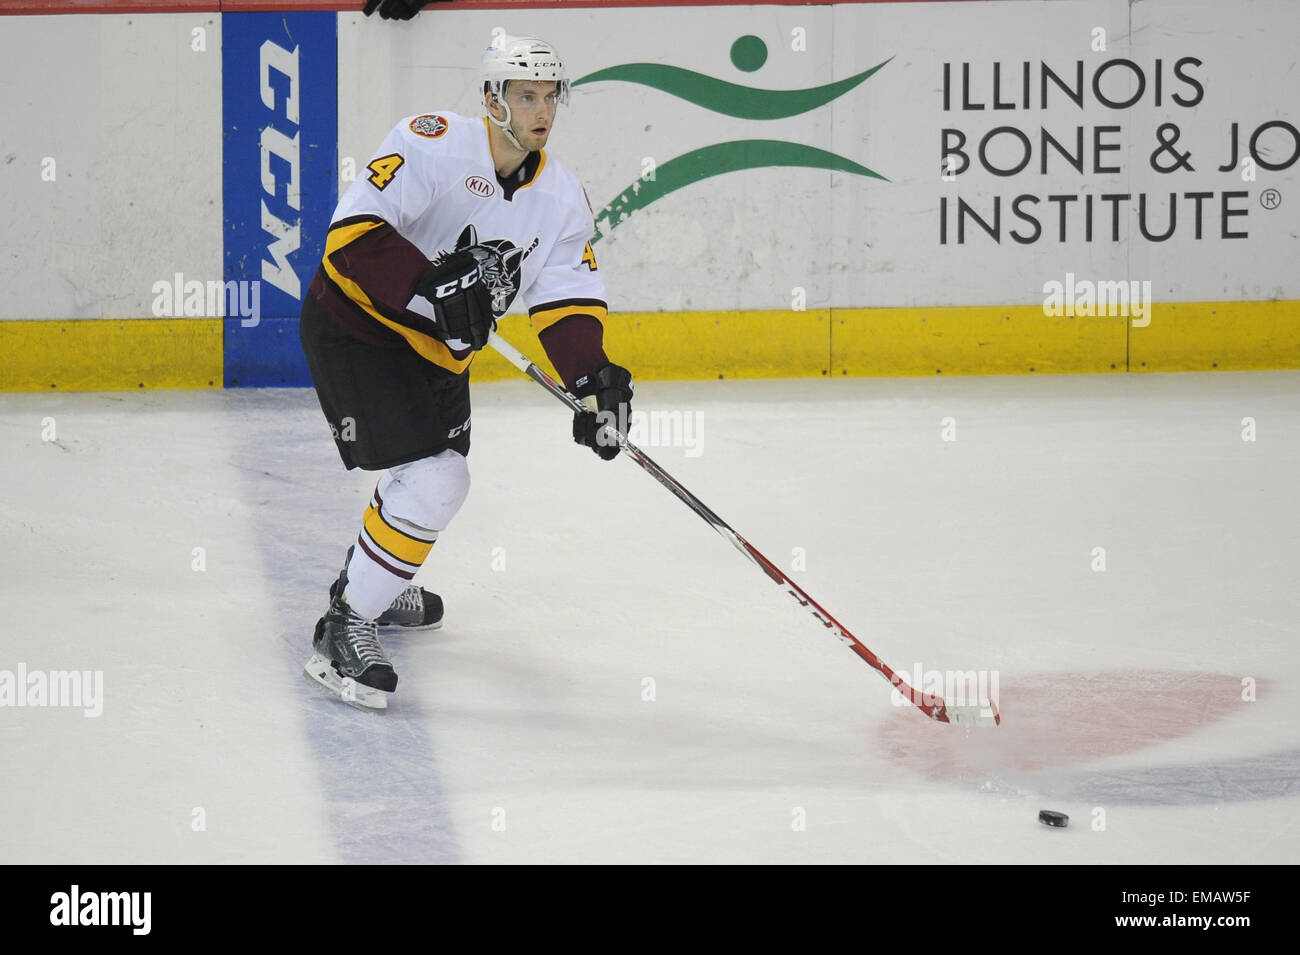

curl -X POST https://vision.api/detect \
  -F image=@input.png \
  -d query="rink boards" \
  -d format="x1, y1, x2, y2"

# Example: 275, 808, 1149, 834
4, 299, 1300, 391
1, 0, 1298, 388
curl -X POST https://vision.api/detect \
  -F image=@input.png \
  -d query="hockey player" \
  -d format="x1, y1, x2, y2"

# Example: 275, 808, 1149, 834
300, 34, 633, 710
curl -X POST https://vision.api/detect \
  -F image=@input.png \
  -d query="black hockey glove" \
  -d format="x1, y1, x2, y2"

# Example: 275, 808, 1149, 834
415, 251, 495, 351
363, 0, 432, 20
572, 362, 634, 461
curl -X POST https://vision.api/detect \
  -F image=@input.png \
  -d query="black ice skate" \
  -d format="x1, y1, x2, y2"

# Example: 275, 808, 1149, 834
303, 592, 398, 712
330, 545, 444, 632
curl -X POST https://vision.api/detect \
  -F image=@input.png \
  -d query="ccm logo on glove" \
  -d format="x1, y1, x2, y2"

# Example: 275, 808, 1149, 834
415, 249, 496, 350
431, 267, 481, 299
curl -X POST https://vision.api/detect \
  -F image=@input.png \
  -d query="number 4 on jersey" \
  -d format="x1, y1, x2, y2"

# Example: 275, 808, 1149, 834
367, 153, 405, 191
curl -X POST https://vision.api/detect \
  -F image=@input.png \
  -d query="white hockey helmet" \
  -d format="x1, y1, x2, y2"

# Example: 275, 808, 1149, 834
481, 33, 570, 117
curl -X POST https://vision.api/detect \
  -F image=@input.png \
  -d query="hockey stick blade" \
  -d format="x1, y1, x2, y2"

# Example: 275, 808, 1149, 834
487, 332, 1000, 728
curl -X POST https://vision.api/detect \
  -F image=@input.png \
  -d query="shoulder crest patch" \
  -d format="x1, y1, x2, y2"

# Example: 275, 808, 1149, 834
409, 114, 449, 139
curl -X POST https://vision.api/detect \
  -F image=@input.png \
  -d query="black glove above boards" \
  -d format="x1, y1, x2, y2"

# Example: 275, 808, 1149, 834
363, 0, 434, 21
572, 363, 634, 461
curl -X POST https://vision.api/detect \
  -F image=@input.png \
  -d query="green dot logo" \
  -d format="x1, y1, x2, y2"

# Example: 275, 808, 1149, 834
730, 35, 767, 73
576, 34, 891, 242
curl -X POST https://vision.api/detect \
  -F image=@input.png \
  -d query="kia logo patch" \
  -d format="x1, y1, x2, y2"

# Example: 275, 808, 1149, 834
465, 175, 495, 198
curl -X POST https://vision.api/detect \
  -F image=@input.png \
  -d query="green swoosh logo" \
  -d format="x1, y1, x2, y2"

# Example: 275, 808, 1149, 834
592, 141, 887, 243
574, 58, 892, 120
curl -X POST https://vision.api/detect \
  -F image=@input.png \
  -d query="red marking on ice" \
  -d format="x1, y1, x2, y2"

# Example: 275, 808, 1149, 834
876, 670, 1255, 780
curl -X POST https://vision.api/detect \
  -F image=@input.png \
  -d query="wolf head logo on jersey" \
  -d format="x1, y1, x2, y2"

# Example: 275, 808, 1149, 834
436, 224, 539, 318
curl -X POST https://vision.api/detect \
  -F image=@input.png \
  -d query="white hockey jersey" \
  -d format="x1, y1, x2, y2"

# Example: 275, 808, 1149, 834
320, 111, 606, 374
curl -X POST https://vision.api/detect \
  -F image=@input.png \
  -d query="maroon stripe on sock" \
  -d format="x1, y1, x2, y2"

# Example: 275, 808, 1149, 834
356, 534, 416, 581
359, 525, 424, 573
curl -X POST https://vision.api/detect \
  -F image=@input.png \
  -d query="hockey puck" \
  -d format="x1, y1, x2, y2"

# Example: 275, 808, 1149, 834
1038, 810, 1069, 828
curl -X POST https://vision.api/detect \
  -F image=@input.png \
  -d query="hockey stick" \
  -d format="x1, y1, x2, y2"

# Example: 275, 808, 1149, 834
487, 331, 999, 728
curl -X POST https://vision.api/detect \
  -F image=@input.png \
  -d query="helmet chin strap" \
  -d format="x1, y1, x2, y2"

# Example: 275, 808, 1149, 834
488, 91, 526, 153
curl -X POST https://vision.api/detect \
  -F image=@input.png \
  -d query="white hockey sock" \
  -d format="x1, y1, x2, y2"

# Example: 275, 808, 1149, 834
341, 450, 470, 619
344, 540, 421, 620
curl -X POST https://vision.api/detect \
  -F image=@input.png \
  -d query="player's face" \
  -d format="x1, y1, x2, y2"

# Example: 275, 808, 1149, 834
503, 81, 560, 151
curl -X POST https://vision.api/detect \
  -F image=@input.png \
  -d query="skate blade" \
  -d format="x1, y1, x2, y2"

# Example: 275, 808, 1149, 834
379, 618, 444, 634
303, 653, 390, 712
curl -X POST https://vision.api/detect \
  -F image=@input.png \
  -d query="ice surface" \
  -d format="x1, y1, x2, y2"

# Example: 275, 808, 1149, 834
1, 371, 1297, 863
